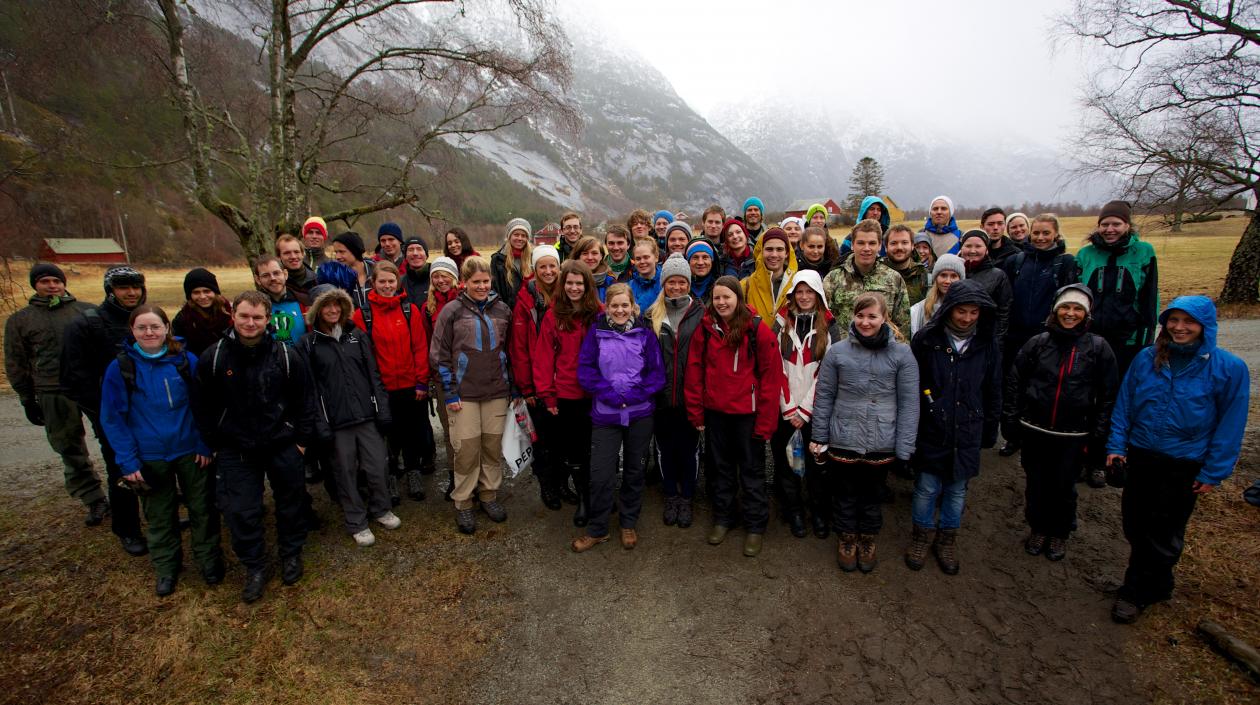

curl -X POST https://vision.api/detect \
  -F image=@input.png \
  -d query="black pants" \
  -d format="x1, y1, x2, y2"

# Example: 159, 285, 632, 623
1119, 447, 1202, 605
85, 410, 142, 540
587, 416, 653, 538
706, 411, 768, 533
828, 453, 892, 534
1022, 429, 1085, 538
216, 445, 309, 572
555, 398, 593, 495
655, 406, 699, 499
770, 420, 828, 519
385, 389, 433, 474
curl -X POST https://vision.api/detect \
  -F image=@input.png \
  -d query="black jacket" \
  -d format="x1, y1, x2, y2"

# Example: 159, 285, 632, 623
172, 302, 232, 357
194, 332, 320, 451
963, 257, 1012, 344
60, 297, 135, 414
655, 299, 705, 409
1002, 317, 1119, 442
490, 249, 525, 312
402, 264, 430, 309
1002, 242, 1077, 345
910, 280, 1002, 481
297, 324, 391, 434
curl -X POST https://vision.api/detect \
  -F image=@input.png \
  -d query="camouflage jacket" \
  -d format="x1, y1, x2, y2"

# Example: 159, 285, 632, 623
881, 257, 929, 307
822, 255, 911, 338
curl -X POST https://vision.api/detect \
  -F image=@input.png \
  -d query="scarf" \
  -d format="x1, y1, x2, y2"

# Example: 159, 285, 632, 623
850, 322, 890, 350
664, 295, 691, 331
609, 317, 633, 334
608, 255, 631, 277
133, 342, 169, 359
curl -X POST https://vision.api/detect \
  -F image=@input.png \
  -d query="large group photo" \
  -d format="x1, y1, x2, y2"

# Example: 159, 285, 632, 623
1, 1, 1259, 704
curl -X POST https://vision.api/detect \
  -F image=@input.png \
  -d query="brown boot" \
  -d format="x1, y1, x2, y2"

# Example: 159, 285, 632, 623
905, 526, 933, 571
571, 534, 609, 553
934, 528, 960, 575
620, 528, 638, 550
857, 534, 878, 573
837, 532, 858, 572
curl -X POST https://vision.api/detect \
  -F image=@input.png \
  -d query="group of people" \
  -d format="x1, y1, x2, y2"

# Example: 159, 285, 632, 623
4, 196, 1250, 626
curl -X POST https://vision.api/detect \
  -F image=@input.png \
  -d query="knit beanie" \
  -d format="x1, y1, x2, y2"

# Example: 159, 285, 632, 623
429, 256, 460, 282
661, 253, 692, 284
959, 229, 990, 249
804, 204, 828, 224
531, 244, 560, 269
403, 236, 427, 254
666, 221, 693, 240
29, 263, 66, 287
929, 195, 955, 217
1098, 200, 1132, 224
931, 254, 966, 281
504, 217, 532, 242
377, 222, 403, 242
760, 227, 789, 249
183, 267, 221, 299
302, 216, 328, 241
780, 216, 805, 231
686, 238, 716, 262
1054, 284, 1093, 312
722, 218, 746, 241
103, 265, 145, 296
653, 210, 675, 225
742, 196, 765, 215
1006, 212, 1030, 231
334, 232, 366, 261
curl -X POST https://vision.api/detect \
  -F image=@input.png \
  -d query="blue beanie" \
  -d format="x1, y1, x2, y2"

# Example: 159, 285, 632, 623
377, 222, 403, 241
742, 197, 764, 215
653, 210, 674, 224
686, 239, 716, 261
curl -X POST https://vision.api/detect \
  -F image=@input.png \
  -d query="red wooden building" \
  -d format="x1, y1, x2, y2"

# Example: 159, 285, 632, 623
783, 198, 847, 221
533, 223, 560, 246
39, 238, 127, 264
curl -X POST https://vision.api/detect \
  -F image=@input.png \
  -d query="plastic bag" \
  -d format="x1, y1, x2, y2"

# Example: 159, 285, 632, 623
501, 398, 535, 479
786, 428, 806, 477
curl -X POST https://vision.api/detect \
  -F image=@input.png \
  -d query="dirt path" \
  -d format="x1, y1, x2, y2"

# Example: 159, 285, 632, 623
3, 320, 1258, 704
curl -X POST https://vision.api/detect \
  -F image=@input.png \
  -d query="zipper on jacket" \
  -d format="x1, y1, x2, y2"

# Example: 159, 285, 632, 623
1049, 345, 1077, 428
164, 377, 174, 409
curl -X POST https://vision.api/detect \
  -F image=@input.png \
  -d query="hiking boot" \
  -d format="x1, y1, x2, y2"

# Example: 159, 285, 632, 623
1046, 536, 1067, 561
455, 508, 476, 535
1111, 597, 1143, 624
387, 475, 401, 506
541, 486, 562, 511
857, 534, 878, 573
85, 499, 110, 527
999, 440, 1020, 457
242, 569, 269, 604
837, 532, 858, 572
1087, 467, 1107, 489
281, 555, 303, 585
708, 524, 729, 546
905, 526, 934, 571
676, 499, 694, 529
1025, 533, 1046, 556
621, 528, 638, 550
811, 514, 830, 539
743, 532, 763, 558
405, 469, 426, 501
934, 529, 960, 575
375, 511, 402, 530
353, 528, 376, 547
662, 497, 679, 526
787, 511, 807, 539
155, 574, 177, 597
482, 500, 507, 523
120, 536, 149, 557
571, 534, 608, 553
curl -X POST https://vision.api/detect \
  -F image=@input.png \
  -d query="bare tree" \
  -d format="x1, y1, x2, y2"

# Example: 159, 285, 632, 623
151, 0, 575, 258
1059, 0, 1260, 303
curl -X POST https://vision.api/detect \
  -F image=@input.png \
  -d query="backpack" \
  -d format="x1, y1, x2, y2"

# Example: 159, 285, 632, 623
1006, 252, 1067, 285
115, 349, 194, 399
360, 299, 412, 339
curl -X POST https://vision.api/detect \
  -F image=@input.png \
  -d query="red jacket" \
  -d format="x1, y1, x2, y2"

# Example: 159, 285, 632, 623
532, 307, 598, 408
352, 289, 429, 392
509, 278, 548, 396
684, 308, 784, 439
423, 285, 461, 343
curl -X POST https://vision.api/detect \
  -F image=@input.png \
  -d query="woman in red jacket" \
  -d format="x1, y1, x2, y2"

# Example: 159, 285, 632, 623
352, 262, 432, 504
509, 245, 566, 510
533, 260, 602, 526
685, 275, 784, 557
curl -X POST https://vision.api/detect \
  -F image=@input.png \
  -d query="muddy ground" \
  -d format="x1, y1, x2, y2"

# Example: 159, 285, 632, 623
1, 321, 1258, 704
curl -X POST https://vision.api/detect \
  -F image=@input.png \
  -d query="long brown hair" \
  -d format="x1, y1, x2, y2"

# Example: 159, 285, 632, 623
553, 260, 600, 331
707, 275, 753, 348
128, 305, 184, 354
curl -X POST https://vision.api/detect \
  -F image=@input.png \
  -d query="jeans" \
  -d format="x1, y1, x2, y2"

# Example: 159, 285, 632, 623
912, 471, 969, 530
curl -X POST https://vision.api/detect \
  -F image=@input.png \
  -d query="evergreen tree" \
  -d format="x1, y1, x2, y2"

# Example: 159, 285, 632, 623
847, 157, 886, 211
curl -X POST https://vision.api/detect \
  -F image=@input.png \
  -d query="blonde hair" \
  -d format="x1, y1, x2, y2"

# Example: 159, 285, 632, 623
425, 268, 458, 316
1032, 213, 1061, 238
461, 255, 491, 280
604, 283, 638, 318
371, 260, 400, 283
503, 226, 533, 280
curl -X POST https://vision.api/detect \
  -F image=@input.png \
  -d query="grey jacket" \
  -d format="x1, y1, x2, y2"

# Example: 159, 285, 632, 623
810, 332, 920, 460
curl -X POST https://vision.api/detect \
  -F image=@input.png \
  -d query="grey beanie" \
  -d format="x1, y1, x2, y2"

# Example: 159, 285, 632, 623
504, 217, 532, 242
665, 221, 693, 240
661, 253, 692, 284
931, 254, 966, 282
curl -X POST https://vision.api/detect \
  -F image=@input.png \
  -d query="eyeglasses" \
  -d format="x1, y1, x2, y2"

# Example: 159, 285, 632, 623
133, 324, 166, 333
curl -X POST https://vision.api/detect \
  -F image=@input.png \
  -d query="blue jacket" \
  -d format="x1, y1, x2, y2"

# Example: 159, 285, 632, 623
100, 345, 210, 474
856, 196, 891, 233
629, 266, 663, 313
1107, 296, 1250, 485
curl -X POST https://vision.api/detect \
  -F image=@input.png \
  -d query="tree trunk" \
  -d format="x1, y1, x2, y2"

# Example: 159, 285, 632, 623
1219, 210, 1260, 304
1171, 191, 1185, 233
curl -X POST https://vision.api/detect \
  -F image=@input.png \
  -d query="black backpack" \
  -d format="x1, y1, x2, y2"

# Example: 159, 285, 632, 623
360, 299, 413, 339
115, 349, 194, 399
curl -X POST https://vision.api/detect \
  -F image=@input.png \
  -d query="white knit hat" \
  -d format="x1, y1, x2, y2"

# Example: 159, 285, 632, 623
429, 256, 459, 281
929, 195, 955, 216
504, 217, 532, 241
1054, 285, 1093, 312
531, 244, 560, 268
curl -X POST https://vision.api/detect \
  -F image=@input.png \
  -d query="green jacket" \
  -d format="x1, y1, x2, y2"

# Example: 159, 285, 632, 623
3, 293, 93, 400
881, 256, 929, 306
822, 255, 911, 338
1075, 231, 1159, 349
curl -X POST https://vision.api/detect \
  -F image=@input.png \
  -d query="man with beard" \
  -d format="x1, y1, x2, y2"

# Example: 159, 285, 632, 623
276, 234, 315, 306
880, 224, 929, 305
742, 197, 767, 246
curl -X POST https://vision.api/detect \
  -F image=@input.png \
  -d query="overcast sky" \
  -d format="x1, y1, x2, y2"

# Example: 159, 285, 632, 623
582, 0, 1087, 146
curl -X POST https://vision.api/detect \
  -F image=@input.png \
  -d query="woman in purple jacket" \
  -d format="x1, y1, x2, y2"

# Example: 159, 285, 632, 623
572, 284, 666, 552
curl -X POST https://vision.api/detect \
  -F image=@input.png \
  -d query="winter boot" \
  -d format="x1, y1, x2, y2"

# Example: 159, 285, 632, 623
1025, 533, 1046, 556
676, 499, 694, 529
857, 533, 878, 573
405, 469, 426, 501
904, 525, 934, 571
662, 496, 679, 526
837, 532, 858, 572
386, 475, 401, 507
934, 528, 960, 575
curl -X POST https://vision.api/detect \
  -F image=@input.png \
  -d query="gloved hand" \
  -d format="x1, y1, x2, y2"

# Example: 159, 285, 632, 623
22, 398, 45, 426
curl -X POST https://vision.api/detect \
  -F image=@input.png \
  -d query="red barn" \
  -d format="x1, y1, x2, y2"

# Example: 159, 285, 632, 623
39, 238, 127, 264
783, 198, 847, 221
533, 223, 560, 246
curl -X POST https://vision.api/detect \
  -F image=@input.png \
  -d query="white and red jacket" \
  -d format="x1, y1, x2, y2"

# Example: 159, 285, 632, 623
773, 306, 843, 423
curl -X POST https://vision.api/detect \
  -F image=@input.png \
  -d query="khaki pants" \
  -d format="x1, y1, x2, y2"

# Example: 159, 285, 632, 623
448, 397, 508, 510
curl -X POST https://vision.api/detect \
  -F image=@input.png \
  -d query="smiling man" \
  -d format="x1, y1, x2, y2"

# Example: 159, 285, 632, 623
822, 219, 910, 335
253, 255, 307, 345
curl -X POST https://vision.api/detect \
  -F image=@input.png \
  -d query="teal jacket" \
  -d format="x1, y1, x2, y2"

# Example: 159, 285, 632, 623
1075, 231, 1158, 348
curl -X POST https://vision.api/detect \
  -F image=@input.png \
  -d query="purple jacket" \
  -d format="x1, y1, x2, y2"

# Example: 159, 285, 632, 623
577, 314, 666, 427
